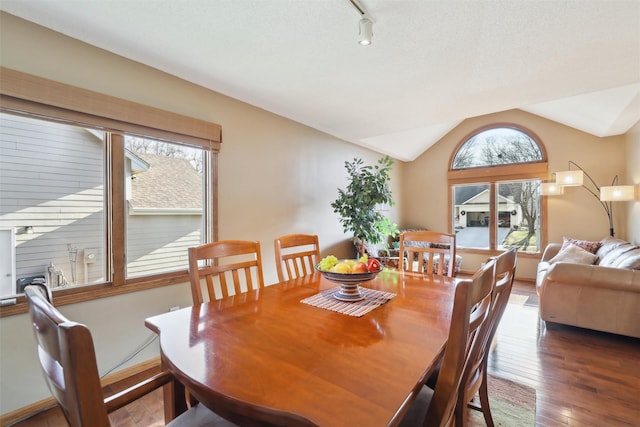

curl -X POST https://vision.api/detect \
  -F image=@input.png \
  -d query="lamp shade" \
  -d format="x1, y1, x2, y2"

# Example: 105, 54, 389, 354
600, 185, 636, 201
540, 182, 564, 196
555, 170, 583, 186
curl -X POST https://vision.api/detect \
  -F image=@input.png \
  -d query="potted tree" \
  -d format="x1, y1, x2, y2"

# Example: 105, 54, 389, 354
331, 156, 399, 258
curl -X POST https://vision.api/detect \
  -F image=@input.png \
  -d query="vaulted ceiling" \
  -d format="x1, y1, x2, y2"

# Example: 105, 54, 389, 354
2, 0, 639, 161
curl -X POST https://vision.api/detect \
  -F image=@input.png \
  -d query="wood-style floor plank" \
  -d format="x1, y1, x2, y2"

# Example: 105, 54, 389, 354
10, 281, 640, 426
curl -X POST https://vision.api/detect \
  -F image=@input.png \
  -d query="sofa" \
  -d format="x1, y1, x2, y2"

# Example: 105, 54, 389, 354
536, 236, 640, 338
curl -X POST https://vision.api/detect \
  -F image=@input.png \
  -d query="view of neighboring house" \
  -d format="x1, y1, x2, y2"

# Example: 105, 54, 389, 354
126, 151, 203, 278
0, 113, 203, 297
454, 189, 522, 229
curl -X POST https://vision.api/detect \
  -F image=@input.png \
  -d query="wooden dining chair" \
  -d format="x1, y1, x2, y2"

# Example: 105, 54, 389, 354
399, 259, 495, 427
399, 230, 457, 276
454, 247, 518, 427
24, 285, 237, 427
188, 240, 265, 305
274, 233, 321, 282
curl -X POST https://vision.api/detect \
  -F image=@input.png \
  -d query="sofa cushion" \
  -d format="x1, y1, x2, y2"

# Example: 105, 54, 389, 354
596, 236, 630, 259
610, 247, 640, 270
549, 243, 598, 265
599, 243, 638, 267
561, 236, 602, 254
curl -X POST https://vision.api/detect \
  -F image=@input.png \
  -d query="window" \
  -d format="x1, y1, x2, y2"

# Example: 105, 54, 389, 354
0, 114, 107, 293
124, 138, 204, 278
0, 115, 210, 298
449, 126, 547, 254
0, 68, 220, 314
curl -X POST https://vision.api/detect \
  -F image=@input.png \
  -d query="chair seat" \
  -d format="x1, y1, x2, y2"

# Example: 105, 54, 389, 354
169, 403, 238, 427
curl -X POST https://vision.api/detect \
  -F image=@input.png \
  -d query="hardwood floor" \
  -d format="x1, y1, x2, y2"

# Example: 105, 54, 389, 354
10, 281, 640, 426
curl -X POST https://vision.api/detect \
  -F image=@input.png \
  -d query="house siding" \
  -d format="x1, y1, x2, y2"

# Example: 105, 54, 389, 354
0, 113, 106, 288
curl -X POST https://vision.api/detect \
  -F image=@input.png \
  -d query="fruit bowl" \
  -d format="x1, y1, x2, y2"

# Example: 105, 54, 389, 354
315, 261, 383, 302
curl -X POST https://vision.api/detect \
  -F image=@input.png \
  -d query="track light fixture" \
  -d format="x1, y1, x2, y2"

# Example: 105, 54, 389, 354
359, 17, 373, 45
349, 0, 373, 46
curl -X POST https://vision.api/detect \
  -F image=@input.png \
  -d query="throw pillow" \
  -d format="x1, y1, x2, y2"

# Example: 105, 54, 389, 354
561, 236, 602, 254
550, 243, 598, 265
596, 236, 629, 259
615, 248, 640, 270
599, 243, 637, 267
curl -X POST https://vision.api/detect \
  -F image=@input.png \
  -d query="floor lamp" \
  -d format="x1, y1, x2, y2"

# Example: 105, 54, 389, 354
540, 161, 637, 237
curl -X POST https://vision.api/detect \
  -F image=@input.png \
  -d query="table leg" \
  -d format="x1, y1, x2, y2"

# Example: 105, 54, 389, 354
161, 355, 188, 423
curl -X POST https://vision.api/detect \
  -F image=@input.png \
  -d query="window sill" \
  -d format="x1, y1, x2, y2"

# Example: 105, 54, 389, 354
0, 271, 189, 318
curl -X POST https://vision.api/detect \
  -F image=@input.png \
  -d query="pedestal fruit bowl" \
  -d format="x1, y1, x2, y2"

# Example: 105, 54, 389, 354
315, 258, 382, 302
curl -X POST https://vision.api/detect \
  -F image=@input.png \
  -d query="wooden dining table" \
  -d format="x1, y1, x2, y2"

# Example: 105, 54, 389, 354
145, 269, 458, 427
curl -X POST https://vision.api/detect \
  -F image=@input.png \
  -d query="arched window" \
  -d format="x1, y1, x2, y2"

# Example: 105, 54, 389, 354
448, 125, 548, 254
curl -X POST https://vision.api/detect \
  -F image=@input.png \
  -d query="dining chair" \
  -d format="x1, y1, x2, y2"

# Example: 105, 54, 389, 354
24, 285, 237, 427
399, 230, 457, 276
274, 233, 321, 282
454, 247, 518, 427
188, 240, 265, 305
399, 259, 496, 427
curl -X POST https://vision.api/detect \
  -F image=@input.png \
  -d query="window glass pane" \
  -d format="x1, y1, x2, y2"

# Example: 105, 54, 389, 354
452, 127, 543, 169
498, 180, 541, 253
0, 113, 106, 297
453, 184, 490, 249
124, 137, 203, 278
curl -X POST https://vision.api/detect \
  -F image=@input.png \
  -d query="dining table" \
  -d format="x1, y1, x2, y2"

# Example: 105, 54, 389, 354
144, 269, 458, 427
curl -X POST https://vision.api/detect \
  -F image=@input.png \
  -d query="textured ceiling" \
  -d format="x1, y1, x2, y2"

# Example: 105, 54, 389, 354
1, 0, 639, 161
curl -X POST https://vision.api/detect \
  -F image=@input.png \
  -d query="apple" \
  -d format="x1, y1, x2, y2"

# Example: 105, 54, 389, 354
367, 258, 382, 272
352, 262, 368, 273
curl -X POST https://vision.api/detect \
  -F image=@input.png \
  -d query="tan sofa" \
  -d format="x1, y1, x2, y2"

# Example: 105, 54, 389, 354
536, 237, 640, 338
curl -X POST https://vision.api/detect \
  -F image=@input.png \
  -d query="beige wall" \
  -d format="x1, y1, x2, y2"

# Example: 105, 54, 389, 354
403, 109, 629, 278
0, 11, 637, 416
0, 13, 402, 414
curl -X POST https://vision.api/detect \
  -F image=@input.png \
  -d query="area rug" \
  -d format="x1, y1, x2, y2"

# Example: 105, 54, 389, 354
467, 375, 536, 426
508, 294, 529, 306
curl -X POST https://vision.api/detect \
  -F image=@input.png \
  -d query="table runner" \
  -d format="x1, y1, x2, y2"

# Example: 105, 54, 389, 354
301, 287, 396, 317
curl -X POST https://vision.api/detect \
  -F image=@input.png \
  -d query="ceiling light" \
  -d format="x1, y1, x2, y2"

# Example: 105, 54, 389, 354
359, 17, 373, 45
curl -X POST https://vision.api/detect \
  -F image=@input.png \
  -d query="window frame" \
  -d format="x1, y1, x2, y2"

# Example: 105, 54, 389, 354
0, 68, 221, 317
447, 124, 549, 258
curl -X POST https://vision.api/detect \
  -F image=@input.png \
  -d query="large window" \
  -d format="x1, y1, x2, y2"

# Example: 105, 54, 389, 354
449, 126, 547, 254
0, 68, 220, 314
0, 115, 210, 298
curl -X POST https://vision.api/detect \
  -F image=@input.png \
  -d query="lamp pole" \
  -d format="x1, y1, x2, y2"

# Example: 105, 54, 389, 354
567, 161, 616, 237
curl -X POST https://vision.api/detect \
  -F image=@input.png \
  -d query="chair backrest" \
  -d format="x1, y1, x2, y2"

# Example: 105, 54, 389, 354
424, 259, 495, 427
274, 234, 321, 282
459, 248, 518, 404
25, 285, 111, 427
399, 231, 456, 276
188, 240, 265, 304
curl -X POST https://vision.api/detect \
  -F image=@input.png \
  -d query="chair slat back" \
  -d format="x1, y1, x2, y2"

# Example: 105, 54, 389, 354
399, 231, 456, 276
274, 234, 321, 282
189, 240, 265, 304
457, 248, 518, 421
424, 259, 495, 426
25, 285, 111, 427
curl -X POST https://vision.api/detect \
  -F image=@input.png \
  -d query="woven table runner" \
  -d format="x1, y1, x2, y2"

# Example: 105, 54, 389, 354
301, 287, 396, 317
